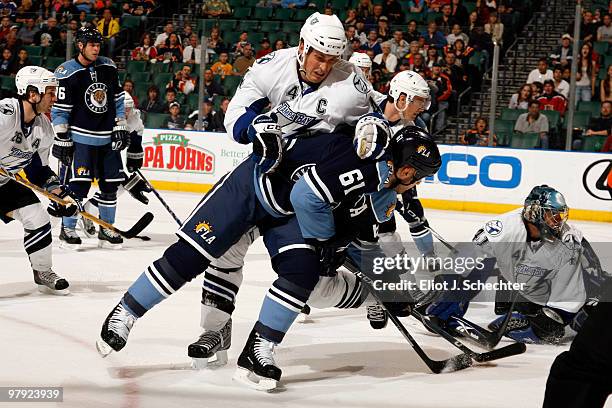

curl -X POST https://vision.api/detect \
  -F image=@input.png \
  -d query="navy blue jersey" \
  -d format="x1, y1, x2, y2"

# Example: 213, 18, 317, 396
51, 56, 125, 146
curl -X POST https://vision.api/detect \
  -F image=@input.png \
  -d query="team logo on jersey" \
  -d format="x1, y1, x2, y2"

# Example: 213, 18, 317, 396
276, 102, 316, 126
194, 221, 216, 244
417, 145, 431, 157
485, 220, 503, 236
257, 51, 276, 65
0, 103, 15, 115
76, 166, 90, 177
84, 82, 108, 114
291, 164, 315, 182
385, 202, 396, 218
353, 74, 369, 94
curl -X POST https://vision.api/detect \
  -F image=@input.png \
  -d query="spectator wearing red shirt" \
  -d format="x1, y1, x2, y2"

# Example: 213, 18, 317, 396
255, 37, 273, 59
428, 62, 453, 131
537, 80, 567, 116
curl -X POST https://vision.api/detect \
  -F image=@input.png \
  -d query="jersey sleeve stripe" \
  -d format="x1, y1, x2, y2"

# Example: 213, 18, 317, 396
308, 167, 335, 203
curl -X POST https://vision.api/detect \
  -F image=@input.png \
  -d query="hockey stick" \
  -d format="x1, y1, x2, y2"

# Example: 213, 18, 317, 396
425, 225, 458, 254
134, 169, 182, 226
342, 260, 474, 373
0, 169, 154, 239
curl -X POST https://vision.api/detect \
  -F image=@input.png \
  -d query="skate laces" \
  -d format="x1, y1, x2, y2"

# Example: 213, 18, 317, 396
253, 335, 277, 367
102, 227, 121, 239
367, 304, 385, 321
108, 304, 136, 341
196, 330, 222, 349
37, 270, 61, 284
62, 226, 80, 239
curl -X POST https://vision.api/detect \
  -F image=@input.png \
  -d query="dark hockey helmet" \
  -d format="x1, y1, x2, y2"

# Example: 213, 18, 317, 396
390, 125, 441, 181
522, 184, 569, 239
76, 25, 103, 46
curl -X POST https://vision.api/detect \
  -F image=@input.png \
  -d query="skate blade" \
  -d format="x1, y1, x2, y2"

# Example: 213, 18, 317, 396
232, 367, 278, 392
95, 338, 114, 358
191, 350, 228, 369
59, 241, 82, 251
37, 285, 70, 296
98, 240, 123, 250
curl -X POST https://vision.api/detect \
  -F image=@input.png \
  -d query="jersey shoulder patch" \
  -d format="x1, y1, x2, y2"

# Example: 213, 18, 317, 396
54, 60, 82, 79
0, 101, 15, 115
256, 51, 277, 65
484, 219, 503, 237
96, 56, 117, 68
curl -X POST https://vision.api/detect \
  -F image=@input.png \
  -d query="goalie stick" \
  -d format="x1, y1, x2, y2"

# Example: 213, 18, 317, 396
0, 169, 154, 239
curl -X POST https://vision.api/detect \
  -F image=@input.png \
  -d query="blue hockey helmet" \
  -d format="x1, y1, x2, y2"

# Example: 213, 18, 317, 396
390, 125, 441, 182
523, 185, 569, 239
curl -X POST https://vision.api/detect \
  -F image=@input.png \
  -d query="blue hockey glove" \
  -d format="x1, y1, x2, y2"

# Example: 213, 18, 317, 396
353, 112, 391, 160
111, 120, 130, 151
247, 113, 283, 174
425, 300, 469, 330
52, 132, 74, 166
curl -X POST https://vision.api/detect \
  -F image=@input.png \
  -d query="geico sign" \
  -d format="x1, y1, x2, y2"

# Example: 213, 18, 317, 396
426, 153, 522, 188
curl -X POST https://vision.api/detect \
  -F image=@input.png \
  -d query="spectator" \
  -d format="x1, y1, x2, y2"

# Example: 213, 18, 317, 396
0, 15, 9, 41
231, 31, 249, 57
186, 99, 215, 130
0, 0, 16, 17
405, 19, 421, 43
446, 23, 468, 47
131, 32, 157, 61
537, 79, 567, 116
97, 7, 119, 55
527, 58, 553, 84
57, 0, 79, 24
154, 21, 176, 47
361, 30, 382, 55
404, 41, 424, 66
274, 39, 285, 51
407, 0, 423, 13
139, 85, 165, 113
38, 0, 54, 21
552, 67, 569, 99
530, 81, 543, 99
157, 32, 183, 63
206, 27, 226, 56
574, 101, 612, 150
373, 41, 397, 73
163, 88, 178, 113
461, 117, 495, 146
549, 34, 573, 68
281, 0, 306, 8
428, 62, 452, 131
443, 52, 467, 92
468, 25, 493, 57
444, 38, 473, 67
50, 27, 68, 56
356, 0, 373, 19
2, 31, 21, 54
16, 17, 38, 45
211, 97, 229, 132
34, 16, 60, 45
203, 69, 224, 96
422, 21, 446, 49
10, 48, 29, 74
597, 13, 612, 42
484, 11, 503, 44
574, 10, 598, 43
600, 64, 612, 102
508, 84, 532, 109
354, 19, 368, 43
168, 64, 197, 95
78, 10, 88, 27
345, 9, 358, 27
163, 101, 185, 129
435, 4, 456, 35
382, 0, 402, 24
122, 79, 138, 107
450, 0, 469, 27
67, 18, 79, 36
514, 100, 549, 149
0, 47, 12, 75
74, 0, 93, 13
182, 34, 201, 64
202, 0, 230, 18
575, 42, 598, 105
425, 0, 446, 13
376, 16, 390, 41
366, 4, 385, 29
467, 10, 480, 32
256, 37, 272, 59
425, 47, 441, 68
96, 0, 119, 17
233, 43, 255, 75
389, 30, 409, 60
211, 51, 233, 77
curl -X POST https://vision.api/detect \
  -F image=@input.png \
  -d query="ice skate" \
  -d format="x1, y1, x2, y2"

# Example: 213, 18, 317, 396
96, 302, 137, 357
79, 200, 97, 238
59, 224, 82, 250
188, 319, 232, 369
33, 269, 69, 295
233, 329, 281, 392
98, 227, 123, 249
367, 303, 388, 329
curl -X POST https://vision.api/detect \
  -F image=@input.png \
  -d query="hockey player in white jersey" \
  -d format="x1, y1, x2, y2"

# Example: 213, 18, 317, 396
427, 185, 607, 344
0, 66, 78, 295
348, 52, 372, 80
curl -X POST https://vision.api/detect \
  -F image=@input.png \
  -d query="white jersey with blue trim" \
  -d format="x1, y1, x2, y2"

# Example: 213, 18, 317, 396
127, 108, 144, 136
224, 47, 374, 143
0, 98, 54, 186
473, 208, 587, 313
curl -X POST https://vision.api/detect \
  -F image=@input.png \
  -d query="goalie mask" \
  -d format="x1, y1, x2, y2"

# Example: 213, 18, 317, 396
523, 185, 569, 240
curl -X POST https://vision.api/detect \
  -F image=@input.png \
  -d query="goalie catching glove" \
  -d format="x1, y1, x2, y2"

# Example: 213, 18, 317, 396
247, 113, 283, 174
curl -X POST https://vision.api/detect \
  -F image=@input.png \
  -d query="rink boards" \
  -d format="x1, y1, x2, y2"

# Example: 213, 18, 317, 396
137, 129, 612, 222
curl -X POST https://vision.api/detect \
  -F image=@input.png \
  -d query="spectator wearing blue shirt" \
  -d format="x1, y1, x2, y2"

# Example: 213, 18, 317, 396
421, 21, 447, 49
281, 0, 306, 8
0, 0, 17, 17
360, 29, 382, 55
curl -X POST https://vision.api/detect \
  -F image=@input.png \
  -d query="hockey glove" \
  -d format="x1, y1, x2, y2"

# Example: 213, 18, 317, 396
122, 172, 152, 205
47, 186, 79, 218
111, 120, 130, 151
247, 113, 283, 174
52, 132, 74, 166
425, 300, 469, 330
306, 237, 351, 277
353, 112, 391, 160
126, 132, 144, 172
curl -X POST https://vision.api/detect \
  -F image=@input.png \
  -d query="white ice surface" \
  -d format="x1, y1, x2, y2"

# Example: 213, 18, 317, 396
0, 191, 610, 408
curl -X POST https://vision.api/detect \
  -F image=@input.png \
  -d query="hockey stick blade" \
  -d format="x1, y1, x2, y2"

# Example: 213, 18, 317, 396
473, 342, 526, 363
117, 212, 154, 239
449, 315, 510, 350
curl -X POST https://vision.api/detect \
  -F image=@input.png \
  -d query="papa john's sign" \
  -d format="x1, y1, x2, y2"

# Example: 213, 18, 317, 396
139, 129, 251, 192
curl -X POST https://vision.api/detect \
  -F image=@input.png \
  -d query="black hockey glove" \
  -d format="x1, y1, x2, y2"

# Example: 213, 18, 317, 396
247, 113, 283, 174
52, 132, 74, 166
47, 186, 79, 218
111, 120, 130, 151
306, 236, 352, 277
126, 133, 144, 172
122, 172, 152, 205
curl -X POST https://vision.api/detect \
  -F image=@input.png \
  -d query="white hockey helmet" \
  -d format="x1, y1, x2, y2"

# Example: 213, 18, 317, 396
300, 12, 347, 58
388, 70, 431, 110
123, 92, 134, 109
15, 66, 58, 96
349, 52, 372, 69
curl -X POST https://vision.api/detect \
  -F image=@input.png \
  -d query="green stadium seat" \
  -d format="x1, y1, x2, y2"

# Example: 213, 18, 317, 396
187, 93, 200, 111
604, 55, 612, 68
582, 135, 607, 152
233, 7, 252, 19
224, 31, 241, 46
274, 8, 293, 21
29, 55, 43, 66
228, 0, 242, 8
239, 20, 259, 33
294, 9, 313, 21
282, 21, 301, 33
23, 45, 42, 56
541, 110, 560, 129
127, 60, 148, 74
404, 12, 424, 24
253, 8, 272, 19
330, 0, 348, 9
44, 56, 64, 71
118, 71, 127, 83
578, 100, 601, 117
260, 20, 280, 33
468, 50, 484, 70
500, 108, 527, 121
287, 32, 300, 47
224, 75, 242, 96
145, 113, 170, 129
571, 111, 591, 130
243, 0, 259, 7
249, 32, 264, 45
0, 75, 16, 93
427, 12, 441, 23
122, 14, 142, 29
150, 61, 171, 75
129, 71, 150, 83
464, 1, 477, 14
493, 119, 516, 146
217, 20, 236, 33
593, 41, 609, 56
154, 72, 174, 89
511, 132, 540, 149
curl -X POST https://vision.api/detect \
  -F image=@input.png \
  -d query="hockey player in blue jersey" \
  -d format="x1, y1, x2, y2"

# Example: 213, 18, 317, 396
51, 25, 129, 249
